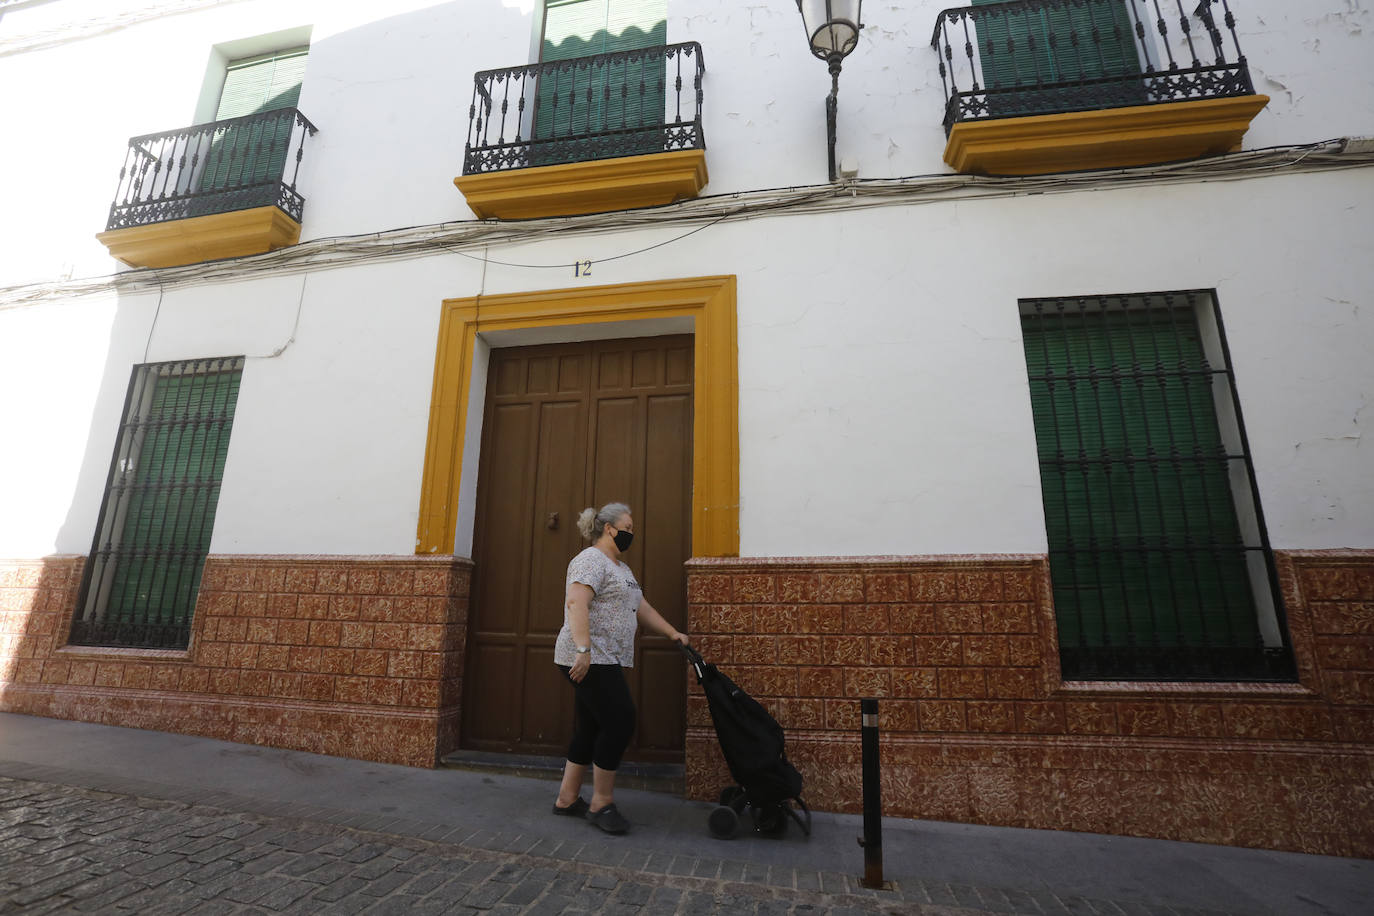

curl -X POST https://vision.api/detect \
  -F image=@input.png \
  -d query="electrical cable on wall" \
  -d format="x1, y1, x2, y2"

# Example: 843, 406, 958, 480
474, 244, 488, 330
140, 272, 309, 365
250, 273, 308, 360
140, 272, 166, 362
444, 213, 732, 271
5, 139, 1373, 311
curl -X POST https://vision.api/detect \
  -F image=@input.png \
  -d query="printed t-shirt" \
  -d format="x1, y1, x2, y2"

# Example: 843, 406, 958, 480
553, 546, 642, 667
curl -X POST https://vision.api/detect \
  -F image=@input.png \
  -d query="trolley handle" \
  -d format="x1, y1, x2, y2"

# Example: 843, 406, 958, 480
679, 642, 706, 681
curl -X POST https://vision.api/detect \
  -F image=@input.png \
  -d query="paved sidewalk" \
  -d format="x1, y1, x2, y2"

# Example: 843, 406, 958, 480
1, 713, 1371, 915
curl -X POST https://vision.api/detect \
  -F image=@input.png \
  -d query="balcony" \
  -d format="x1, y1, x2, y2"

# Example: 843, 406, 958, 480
97, 108, 318, 268
454, 42, 707, 220
930, 0, 1268, 175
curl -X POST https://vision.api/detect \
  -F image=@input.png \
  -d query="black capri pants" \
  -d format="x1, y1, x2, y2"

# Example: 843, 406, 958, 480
558, 663, 636, 771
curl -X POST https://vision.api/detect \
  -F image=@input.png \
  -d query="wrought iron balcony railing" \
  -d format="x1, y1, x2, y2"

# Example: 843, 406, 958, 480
463, 41, 705, 176
931, 0, 1255, 133
106, 108, 318, 231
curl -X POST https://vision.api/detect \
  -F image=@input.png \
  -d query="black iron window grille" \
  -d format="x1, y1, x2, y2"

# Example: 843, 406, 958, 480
1020, 292, 1295, 681
71, 358, 245, 650
931, 0, 1255, 133
463, 41, 705, 175
105, 108, 318, 231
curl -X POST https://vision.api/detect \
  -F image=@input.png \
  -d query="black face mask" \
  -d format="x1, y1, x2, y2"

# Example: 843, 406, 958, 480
612, 529, 634, 552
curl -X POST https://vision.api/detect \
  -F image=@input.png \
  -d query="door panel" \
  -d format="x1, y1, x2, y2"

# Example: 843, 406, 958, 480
463, 335, 693, 762
636, 645, 686, 750
633, 383, 692, 752
644, 392, 691, 610
472, 403, 536, 635
591, 397, 640, 505
521, 645, 567, 752
465, 644, 519, 742
529, 400, 586, 635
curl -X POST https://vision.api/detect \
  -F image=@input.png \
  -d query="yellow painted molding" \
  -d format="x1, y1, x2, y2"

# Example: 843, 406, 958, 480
944, 95, 1270, 176
417, 275, 739, 558
454, 149, 708, 219
96, 206, 302, 268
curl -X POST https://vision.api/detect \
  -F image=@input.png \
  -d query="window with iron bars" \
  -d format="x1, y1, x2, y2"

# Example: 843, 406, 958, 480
1019, 292, 1295, 681
71, 358, 244, 650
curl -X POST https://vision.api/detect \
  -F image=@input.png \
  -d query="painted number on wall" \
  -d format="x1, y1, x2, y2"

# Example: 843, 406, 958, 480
574, 259, 592, 278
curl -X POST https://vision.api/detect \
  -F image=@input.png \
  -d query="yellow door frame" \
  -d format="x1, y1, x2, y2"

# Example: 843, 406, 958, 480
416, 275, 738, 558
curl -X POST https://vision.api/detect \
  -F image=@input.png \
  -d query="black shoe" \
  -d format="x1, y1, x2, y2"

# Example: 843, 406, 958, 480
587, 803, 630, 834
552, 797, 589, 817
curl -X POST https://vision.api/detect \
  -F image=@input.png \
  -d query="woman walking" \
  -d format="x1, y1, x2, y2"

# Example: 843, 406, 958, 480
552, 502, 688, 834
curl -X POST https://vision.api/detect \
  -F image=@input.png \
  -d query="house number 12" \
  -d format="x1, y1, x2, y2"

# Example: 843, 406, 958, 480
574, 259, 592, 277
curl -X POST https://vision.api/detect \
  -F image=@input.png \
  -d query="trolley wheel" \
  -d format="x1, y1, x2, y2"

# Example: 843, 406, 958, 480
751, 803, 786, 835
718, 786, 745, 809
708, 805, 740, 839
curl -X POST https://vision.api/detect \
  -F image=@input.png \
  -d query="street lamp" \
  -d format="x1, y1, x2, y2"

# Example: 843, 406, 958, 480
795, 1, 863, 182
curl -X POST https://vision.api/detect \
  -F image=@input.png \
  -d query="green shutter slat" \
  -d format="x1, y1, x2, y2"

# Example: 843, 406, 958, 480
534, 0, 666, 161
107, 368, 241, 633
264, 50, 308, 109
971, 0, 1141, 116
215, 61, 275, 121
604, 1, 666, 135
537, 1, 607, 147
215, 47, 309, 120
1022, 305, 1261, 657
604, 0, 667, 50
541, 0, 610, 62
203, 48, 308, 193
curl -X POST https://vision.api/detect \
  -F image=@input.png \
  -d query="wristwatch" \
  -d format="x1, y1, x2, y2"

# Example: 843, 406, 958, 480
575, 645, 590, 655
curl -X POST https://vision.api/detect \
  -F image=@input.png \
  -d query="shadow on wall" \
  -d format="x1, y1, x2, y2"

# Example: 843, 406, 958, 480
0, 1, 533, 766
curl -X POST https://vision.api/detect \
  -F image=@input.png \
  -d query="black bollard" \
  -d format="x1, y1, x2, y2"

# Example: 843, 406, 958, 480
858, 697, 884, 889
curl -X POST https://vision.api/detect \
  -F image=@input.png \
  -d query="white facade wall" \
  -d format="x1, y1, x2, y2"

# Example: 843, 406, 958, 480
1, 0, 1372, 562
2, 0, 1372, 286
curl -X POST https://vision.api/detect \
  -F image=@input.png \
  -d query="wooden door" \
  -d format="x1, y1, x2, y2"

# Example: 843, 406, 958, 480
462, 335, 693, 762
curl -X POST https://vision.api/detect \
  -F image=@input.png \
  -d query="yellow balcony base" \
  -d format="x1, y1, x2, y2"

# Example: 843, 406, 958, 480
454, 149, 708, 219
944, 94, 1270, 176
96, 206, 303, 269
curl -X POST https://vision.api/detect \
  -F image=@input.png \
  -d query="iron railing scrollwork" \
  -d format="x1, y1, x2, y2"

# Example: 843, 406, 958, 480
106, 108, 318, 231
463, 41, 705, 175
931, 0, 1255, 133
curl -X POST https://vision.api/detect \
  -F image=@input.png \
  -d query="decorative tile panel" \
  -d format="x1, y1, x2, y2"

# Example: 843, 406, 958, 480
685, 552, 1374, 856
0, 555, 471, 768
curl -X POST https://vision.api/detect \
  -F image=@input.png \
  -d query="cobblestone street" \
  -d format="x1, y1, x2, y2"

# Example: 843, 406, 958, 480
0, 777, 933, 915
3, 715, 1371, 916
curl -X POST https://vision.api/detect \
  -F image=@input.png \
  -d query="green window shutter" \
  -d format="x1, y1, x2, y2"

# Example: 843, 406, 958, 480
541, 0, 610, 64
604, 1, 667, 135
537, 0, 608, 144
202, 48, 308, 193
971, 0, 1141, 116
534, 0, 666, 161
79, 359, 244, 649
1021, 304, 1264, 678
215, 48, 309, 119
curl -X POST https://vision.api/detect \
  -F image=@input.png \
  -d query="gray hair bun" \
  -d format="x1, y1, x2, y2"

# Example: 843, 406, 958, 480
576, 502, 632, 541
575, 507, 598, 540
